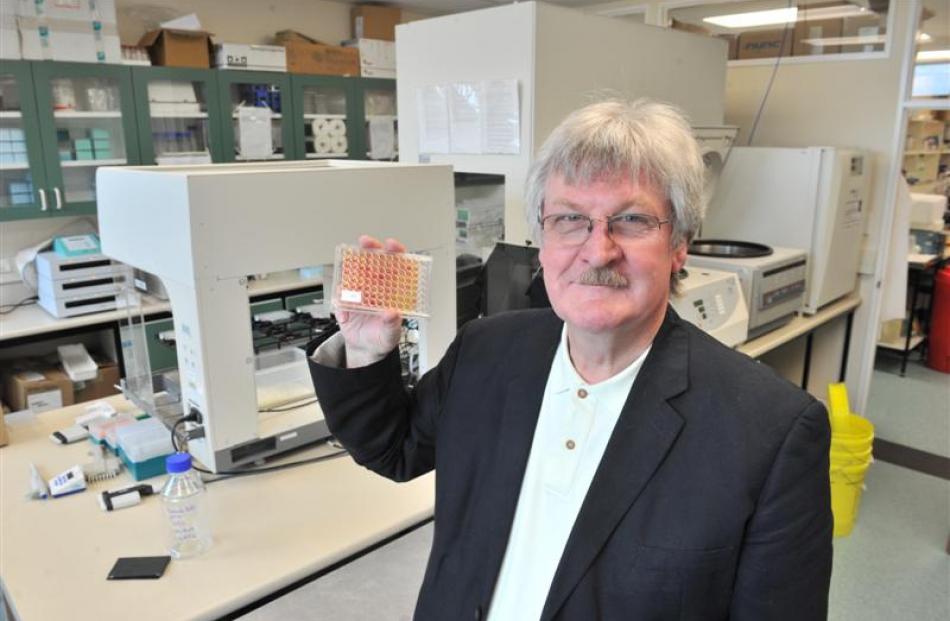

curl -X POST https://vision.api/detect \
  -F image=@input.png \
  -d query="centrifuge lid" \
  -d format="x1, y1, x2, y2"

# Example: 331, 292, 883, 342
688, 239, 774, 258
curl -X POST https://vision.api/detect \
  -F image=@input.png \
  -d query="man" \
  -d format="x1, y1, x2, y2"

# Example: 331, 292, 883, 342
309, 99, 833, 620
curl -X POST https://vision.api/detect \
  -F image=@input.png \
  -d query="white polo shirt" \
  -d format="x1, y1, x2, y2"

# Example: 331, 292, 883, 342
487, 327, 650, 621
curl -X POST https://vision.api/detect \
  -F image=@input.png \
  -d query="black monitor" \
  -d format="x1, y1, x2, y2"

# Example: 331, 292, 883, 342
481, 242, 549, 316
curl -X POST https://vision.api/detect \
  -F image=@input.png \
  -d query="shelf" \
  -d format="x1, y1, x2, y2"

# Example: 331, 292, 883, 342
61, 158, 127, 167
151, 112, 209, 119
53, 110, 122, 119
904, 150, 943, 156
306, 153, 348, 158
877, 334, 925, 352
232, 112, 282, 119
303, 113, 346, 119
0, 162, 30, 170
0, 111, 23, 119
235, 154, 285, 161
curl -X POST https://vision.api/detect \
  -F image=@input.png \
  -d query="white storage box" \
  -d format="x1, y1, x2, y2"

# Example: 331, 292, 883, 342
346, 38, 395, 79
254, 347, 315, 411
215, 43, 286, 72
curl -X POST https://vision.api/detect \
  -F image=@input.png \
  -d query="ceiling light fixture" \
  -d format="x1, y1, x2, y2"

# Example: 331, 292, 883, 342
704, 4, 868, 29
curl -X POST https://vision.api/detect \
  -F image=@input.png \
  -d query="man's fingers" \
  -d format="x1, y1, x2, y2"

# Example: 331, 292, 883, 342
383, 238, 406, 253
358, 234, 383, 249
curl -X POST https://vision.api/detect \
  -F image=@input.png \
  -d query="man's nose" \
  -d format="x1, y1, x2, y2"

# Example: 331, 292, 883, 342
582, 219, 622, 266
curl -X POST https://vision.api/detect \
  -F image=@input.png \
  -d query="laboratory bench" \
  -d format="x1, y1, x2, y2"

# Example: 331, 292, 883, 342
0, 395, 434, 621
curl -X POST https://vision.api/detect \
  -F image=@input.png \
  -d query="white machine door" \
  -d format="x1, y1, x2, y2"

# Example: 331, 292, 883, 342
810, 149, 869, 312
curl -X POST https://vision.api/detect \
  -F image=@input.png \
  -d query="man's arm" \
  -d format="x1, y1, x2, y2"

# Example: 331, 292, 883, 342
309, 328, 464, 483
730, 400, 834, 620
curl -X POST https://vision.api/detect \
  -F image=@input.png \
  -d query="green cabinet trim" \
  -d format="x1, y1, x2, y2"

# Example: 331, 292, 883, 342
0, 60, 49, 220
130, 66, 226, 165
30, 61, 140, 218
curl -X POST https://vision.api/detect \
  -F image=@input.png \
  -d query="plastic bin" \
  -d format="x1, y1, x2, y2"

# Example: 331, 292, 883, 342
254, 347, 315, 411
116, 417, 175, 481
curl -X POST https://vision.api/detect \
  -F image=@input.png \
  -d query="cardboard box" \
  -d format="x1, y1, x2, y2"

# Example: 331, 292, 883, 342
716, 34, 738, 61
841, 15, 884, 54
276, 31, 360, 76
737, 28, 793, 60
345, 38, 396, 78
139, 28, 214, 68
74, 357, 120, 403
793, 17, 842, 56
215, 42, 287, 72
351, 5, 401, 41
3, 367, 74, 413
671, 19, 710, 37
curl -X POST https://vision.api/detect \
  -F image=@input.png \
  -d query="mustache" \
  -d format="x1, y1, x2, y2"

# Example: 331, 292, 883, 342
577, 267, 629, 287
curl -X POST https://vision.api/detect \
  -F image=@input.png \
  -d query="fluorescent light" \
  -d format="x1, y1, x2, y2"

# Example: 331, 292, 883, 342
803, 35, 886, 47
918, 32, 932, 43
703, 4, 868, 29
917, 49, 950, 62
704, 7, 797, 28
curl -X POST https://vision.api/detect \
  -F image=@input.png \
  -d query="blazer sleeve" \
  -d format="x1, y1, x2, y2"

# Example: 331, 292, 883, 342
308, 326, 465, 483
730, 400, 834, 620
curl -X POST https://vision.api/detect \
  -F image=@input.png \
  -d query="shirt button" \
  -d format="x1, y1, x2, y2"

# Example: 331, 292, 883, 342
577, 388, 588, 399
566, 439, 576, 450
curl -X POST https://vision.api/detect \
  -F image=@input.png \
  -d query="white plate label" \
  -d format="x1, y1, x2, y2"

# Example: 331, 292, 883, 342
341, 289, 362, 303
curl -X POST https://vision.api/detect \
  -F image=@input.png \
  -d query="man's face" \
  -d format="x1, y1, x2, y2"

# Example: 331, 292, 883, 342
538, 172, 687, 336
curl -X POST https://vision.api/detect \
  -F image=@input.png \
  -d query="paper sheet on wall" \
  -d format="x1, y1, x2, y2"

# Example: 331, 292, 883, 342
448, 82, 483, 154
417, 85, 450, 154
237, 106, 274, 159
368, 117, 396, 160
482, 79, 519, 154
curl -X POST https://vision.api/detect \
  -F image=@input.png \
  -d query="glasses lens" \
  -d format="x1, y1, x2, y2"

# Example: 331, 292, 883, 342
611, 214, 658, 238
544, 214, 589, 244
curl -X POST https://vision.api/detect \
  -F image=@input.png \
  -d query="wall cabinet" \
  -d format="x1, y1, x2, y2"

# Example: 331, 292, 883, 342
1, 60, 140, 220
0, 59, 397, 221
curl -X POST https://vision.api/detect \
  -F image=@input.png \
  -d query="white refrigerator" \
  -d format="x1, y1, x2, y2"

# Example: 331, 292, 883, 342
702, 147, 870, 315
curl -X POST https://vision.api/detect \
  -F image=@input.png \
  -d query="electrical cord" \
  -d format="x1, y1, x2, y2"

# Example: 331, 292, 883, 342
0, 296, 38, 315
745, 0, 794, 146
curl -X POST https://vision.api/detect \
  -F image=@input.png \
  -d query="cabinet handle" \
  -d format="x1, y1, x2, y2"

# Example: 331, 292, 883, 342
38, 188, 48, 211
53, 187, 63, 210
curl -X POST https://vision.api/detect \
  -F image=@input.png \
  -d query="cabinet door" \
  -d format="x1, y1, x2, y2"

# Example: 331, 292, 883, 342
354, 78, 397, 161
0, 60, 50, 220
131, 66, 225, 165
289, 75, 353, 159
31, 61, 139, 217
216, 70, 295, 162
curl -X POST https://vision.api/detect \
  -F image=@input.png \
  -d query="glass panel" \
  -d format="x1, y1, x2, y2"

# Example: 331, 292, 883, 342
364, 89, 398, 161
147, 80, 212, 165
666, 0, 892, 61
230, 82, 284, 161
301, 85, 348, 158
48, 76, 128, 204
0, 73, 37, 213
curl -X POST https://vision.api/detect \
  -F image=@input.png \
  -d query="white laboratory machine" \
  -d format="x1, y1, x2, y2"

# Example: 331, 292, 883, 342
687, 242, 808, 339
36, 250, 132, 318
396, 1, 729, 244
97, 160, 456, 473
671, 266, 749, 348
702, 147, 870, 315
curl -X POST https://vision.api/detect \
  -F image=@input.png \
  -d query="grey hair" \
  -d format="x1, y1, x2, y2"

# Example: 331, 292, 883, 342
525, 99, 706, 251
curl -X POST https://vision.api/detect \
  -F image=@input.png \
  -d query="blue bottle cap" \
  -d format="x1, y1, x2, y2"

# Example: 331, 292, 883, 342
166, 452, 192, 474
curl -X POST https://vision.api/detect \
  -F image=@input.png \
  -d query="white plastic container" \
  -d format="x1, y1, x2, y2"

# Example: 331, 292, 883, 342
161, 452, 212, 558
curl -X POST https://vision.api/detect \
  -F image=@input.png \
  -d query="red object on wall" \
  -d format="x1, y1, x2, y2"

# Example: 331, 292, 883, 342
927, 266, 950, 373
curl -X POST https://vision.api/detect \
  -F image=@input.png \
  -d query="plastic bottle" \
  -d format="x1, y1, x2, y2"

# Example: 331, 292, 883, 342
161, 452, 213, 558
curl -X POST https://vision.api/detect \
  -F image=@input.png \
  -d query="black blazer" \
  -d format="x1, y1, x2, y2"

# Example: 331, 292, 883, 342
309, 308, 833, 620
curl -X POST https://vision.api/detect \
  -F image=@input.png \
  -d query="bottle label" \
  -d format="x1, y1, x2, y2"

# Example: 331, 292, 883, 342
166, 502, 202, 541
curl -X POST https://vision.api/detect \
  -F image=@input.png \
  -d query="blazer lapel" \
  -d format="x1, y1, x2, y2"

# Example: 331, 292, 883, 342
540, 312, 690, 620
469, 313, 562, 604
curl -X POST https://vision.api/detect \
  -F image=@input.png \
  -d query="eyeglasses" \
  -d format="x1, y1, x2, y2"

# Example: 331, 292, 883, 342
539, 212, 671, 246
